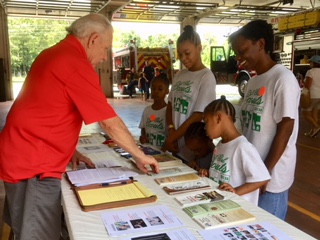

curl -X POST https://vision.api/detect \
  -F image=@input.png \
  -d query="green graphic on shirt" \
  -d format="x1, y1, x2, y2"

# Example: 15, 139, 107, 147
146, 117, 165, 147
210, 153, 230, 184
173, 97, 189, 114
172, 80, 193, 115
241, 87, 264, 132
146, 117, 164, 130
171, 80, 192, 93
146, 133, 165, 147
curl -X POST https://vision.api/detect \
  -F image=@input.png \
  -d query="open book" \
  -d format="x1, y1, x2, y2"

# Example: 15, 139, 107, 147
72, 180, 157, 212
183, 199, 256, 229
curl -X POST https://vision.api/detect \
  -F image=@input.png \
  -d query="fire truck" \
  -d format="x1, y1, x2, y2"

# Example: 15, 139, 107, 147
210, 45, 256, 98
113, 40, 175, 94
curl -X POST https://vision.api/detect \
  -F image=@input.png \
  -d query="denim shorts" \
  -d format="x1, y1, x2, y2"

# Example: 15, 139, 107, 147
258, 189, 289, 220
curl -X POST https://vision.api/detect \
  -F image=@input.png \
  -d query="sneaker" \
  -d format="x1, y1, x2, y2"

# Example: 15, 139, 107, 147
310, 127, 320, 138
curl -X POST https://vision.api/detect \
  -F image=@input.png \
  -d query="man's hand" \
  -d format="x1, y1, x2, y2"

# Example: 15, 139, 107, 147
134, 155, 160, 174
71, 150, 95, 170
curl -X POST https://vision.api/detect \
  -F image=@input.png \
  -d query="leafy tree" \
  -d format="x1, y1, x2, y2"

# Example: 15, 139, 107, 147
8, 18, 71, 77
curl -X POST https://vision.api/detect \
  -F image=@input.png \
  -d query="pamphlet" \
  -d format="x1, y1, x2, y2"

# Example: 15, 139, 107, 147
183, 199, 241, 218
101, 204, 184, 237
175, 190, 224, 207
163, 181, 211, 195
155, 173, 201, 185
194, 208, 256, 229
199, 222, 293, 240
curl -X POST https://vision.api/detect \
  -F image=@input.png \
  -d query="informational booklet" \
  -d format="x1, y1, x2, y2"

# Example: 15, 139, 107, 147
175, 190, 224, 207
120, 228, 197, 240
101, 205, 184, 237
163, 181, 211, 195
199, 222, 293, 240
154, 173, 201, 185
183, 199, 241, 218
147, 165, 197, 177
193, 208, 256, 229
152, 153, 183, 168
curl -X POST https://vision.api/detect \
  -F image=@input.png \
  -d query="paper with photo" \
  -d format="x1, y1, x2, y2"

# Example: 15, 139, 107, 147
101, 205, 184, 237
199, 222, 293, 240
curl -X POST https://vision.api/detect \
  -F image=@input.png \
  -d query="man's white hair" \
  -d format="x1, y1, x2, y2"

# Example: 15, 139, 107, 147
66, 13, 112, 39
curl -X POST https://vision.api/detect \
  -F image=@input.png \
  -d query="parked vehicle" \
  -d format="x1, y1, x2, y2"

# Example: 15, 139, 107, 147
210, 46, 256, 97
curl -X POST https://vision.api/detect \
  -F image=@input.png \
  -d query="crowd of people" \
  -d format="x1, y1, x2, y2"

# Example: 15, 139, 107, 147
0, 12, 311, 239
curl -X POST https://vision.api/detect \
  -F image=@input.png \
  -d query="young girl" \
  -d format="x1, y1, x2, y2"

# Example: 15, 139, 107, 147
199, 96, 270, 205
184, 122, 214, 171
162, 25, 216, 163
139, 73, 169, 149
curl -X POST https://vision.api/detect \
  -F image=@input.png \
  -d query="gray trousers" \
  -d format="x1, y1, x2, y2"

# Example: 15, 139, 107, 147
3, 177, 62, 240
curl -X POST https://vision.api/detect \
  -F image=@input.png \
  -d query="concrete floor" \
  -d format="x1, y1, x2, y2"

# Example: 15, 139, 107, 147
1, 85, 320, 239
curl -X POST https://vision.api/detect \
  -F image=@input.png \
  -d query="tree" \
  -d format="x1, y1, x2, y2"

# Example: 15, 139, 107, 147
8, 18, 71, 77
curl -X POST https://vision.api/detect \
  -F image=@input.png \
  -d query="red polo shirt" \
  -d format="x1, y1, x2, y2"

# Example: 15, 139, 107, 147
0, 35, 117, 183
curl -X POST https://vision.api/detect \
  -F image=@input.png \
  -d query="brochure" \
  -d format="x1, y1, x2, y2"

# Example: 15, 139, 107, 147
101, 204, 184, 237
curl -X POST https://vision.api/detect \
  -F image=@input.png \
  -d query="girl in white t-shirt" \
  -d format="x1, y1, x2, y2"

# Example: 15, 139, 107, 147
162, 25, 216, 163
199, 96, 270, 205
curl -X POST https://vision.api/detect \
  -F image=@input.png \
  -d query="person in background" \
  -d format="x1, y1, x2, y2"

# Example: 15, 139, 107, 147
138, 72, 147, 101
229, 20, 300, 219
139, 73, 169, 149
0, 13, 159, 239
154, 67, 161, 77
184, 121, 214, 171
199, 96, 270, 206
301, 55, 320, 137
126, 67, 139, 98
161, 25, 216, 163
143, 59, 155, 100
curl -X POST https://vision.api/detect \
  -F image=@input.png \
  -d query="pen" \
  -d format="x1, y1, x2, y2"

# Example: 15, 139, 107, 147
101, 179, 133, 186
76, 177, 135, 190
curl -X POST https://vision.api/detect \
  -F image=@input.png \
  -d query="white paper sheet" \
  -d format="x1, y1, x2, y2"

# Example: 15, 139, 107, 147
101, 205, 184, 237
199, 222, 293, 240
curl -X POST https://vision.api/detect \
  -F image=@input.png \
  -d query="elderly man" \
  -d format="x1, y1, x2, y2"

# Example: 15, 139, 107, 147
0, 13, 159, 239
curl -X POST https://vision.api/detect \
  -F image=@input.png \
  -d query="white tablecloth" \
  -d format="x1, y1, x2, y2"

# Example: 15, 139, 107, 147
61, 143, 316, 240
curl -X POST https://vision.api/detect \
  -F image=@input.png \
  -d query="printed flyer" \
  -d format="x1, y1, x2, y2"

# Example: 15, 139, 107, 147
199, 222, 293, 240
101, 205, 184, 237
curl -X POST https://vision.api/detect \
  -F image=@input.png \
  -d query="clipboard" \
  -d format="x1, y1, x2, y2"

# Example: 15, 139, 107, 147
71, 179, 157, 212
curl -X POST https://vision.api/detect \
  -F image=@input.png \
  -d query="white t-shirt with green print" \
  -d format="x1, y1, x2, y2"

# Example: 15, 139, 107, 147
240, 64, 300, 193
139, 105, 167, 149
209, 136, 270, 205
168, 68, 216, 162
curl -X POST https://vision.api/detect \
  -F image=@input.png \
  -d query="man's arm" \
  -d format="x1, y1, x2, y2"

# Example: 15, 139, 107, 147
99, 116, 159, 173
